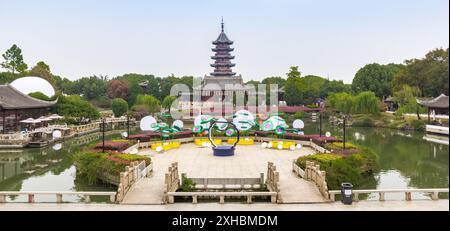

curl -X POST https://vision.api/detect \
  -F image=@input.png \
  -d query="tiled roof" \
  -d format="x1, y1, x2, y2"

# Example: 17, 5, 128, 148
417, 94, 449, 109
0, 84, 57, 110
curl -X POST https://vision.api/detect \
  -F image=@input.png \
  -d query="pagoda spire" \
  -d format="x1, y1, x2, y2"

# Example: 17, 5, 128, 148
211, 19, 236, 77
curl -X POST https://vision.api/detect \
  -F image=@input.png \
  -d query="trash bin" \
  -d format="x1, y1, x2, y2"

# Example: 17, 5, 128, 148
341, 183, 353, 205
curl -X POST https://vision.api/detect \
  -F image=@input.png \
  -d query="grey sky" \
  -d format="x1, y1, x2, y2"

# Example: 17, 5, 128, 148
0, 0, 448, 83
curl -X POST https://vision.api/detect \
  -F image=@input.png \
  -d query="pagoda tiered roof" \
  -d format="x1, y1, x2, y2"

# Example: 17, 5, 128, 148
210, 19, 236, 77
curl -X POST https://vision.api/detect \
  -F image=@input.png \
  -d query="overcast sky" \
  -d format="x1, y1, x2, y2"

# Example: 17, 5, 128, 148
0, 0, 448, 83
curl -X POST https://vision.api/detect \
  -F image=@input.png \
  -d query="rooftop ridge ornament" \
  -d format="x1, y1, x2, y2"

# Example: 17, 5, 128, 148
221, 17, 224, 32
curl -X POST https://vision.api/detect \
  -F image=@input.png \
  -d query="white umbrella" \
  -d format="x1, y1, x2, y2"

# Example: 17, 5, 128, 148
48, 114, 64, 119
38, 116, 52, 122
20, 118, 36, 124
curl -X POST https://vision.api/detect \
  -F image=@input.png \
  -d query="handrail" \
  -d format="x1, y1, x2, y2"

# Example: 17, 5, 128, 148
0, 191, 116, 203
328, 188, 449, 202
166, 191, 277, 204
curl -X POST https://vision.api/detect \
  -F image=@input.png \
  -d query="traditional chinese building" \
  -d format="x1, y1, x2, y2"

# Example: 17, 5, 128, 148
0, 84, 56, 133
183, 20, 260, 111
417, 94, 449, 123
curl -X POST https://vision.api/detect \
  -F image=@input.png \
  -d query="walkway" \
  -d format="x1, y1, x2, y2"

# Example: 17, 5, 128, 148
122, 143, 325, 204
1, 200, 447, 211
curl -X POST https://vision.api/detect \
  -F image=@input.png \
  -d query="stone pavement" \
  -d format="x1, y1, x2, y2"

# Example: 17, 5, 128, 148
122, 143, 325, 204
1, 200, 448, 211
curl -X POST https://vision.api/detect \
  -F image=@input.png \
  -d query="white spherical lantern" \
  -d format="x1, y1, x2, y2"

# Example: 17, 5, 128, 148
156, 146, 163, 153
296, 144, 303, 149
277, 144, 283, 150
267, 142, 273, 149
290, 145, 296, 151
261, 142, 268, 148
325, 132, 331, 138
52, 130, 62, 139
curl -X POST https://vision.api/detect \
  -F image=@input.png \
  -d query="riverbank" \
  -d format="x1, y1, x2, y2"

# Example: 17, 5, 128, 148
346, 112, 448, 131
0, 200, 447, 211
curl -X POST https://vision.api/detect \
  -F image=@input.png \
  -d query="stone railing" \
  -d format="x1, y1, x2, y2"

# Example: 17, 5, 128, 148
182, 174, 265, 190
164, 162, 180, 204
116, 160, 153, 202
266, 162, 280, 203
292, 159, 305, 178
0, 133, 29, 146
0, 191, 116, 203
166, 191, 277, 204
328, 188, 449, 202
304, 161, 329, 199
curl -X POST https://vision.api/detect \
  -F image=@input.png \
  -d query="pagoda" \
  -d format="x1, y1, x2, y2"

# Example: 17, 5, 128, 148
210, 20, 236, 77
190, 19, 253, 111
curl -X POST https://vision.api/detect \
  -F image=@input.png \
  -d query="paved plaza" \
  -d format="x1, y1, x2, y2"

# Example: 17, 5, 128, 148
122, 143, 325, 204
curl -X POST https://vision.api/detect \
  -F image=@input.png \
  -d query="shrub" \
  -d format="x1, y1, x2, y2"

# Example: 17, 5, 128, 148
180, 175, 196, 192
352, 116, 375, 127
135, 95, 161, 113
93, 141, 130, 152
73, 152, 151, 185
296, 145, 378, 190
294, 111, 303, 119
111, 98, 129, 117
410, 120, 426, 131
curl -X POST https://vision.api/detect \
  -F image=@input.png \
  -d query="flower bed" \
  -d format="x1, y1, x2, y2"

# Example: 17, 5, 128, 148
296, 143, 378, 190
74, 152, 151, 184
93, 141, 130, 152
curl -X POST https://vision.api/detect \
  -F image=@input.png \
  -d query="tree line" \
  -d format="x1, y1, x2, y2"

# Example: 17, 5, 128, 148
1, 44, 448, 120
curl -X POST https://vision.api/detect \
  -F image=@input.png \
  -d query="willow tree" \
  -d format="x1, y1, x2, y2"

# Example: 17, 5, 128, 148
353, 91, 380, 114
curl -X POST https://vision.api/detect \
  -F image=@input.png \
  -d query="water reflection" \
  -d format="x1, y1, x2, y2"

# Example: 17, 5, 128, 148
0, 132, 116, 202
304, 119, 449, 199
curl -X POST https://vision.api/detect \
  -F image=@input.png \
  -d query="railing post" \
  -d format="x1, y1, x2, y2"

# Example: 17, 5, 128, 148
247, 195, 252, 204
28, 194, 35, 203
219, 195, 225, 204
432, 192, 439, 200
84, 194, 91, 203
405, 192, 412, 201
379, 192, 385, 201
110, 194, 116, 203
0, 195, 6, 203
329, 193, 335, 202
192, 195, 198, 204
353, 193, 359, 202
56, 194, 63, 203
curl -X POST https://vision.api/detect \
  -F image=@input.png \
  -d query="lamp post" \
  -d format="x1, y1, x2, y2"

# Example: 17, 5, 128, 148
319, 112, 323, 137
102, 118, 106, 153
126, 112, 130, 138
343, 115, 347, 150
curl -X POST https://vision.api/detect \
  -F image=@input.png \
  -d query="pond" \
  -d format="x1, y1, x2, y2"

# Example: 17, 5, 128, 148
0, 121, 448, 202
0, 132, 118, 203
303, 118, 449, 200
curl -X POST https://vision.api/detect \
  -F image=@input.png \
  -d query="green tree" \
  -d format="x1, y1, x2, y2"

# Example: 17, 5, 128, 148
284, 66, 304, 106
29, 61, 56, 87
162, 95, 177, 113
1, 44, 28, 74
68, 75, 108, 100
353, 91, 380, 114
111, 98, 129, 117
28, 92, 51, 101
135, 94, 161, 113
55, 95, 100, 123
394, 85, 425, 118
327, 92, 354, 114
352, 63, 404, 99
393, 48, 449, 97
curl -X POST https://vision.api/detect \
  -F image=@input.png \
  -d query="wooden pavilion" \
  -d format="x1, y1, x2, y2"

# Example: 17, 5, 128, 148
0, 84, 57, 134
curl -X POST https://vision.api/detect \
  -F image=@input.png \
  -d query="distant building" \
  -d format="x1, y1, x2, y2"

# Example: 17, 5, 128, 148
0, 84, 56, 133
417, 94, 449, 123
179, 19, 275, 114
